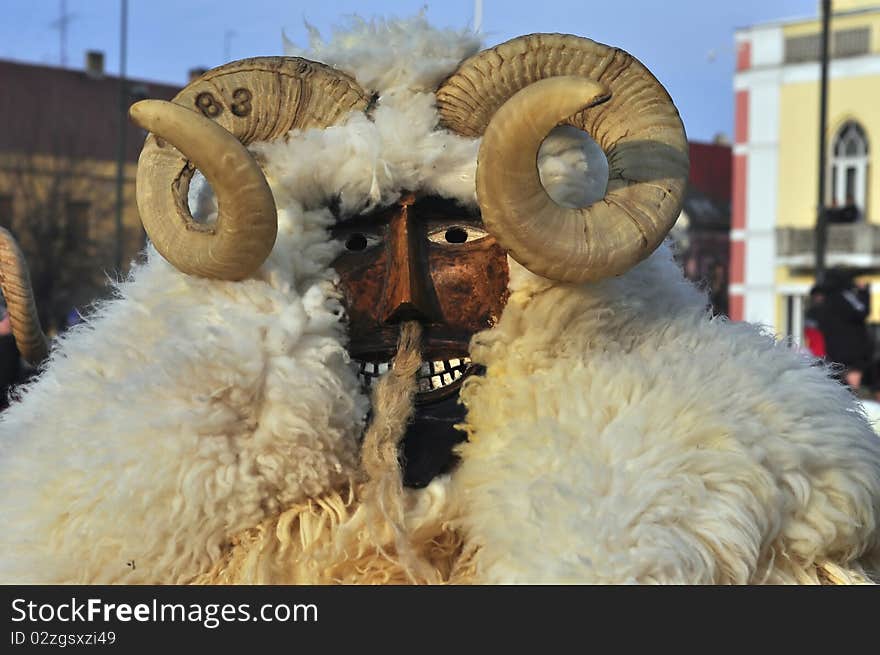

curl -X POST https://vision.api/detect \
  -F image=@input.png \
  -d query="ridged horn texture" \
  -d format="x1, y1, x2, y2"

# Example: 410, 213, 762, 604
0, 228, 48, 366
436, 34, 689, 283
133, 57, 370, 280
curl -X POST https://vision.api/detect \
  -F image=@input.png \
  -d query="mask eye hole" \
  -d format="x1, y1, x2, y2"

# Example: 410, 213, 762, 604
343, 233, 381, 251
345, 234, 368, 251
445, 227, 468, 243
427, 225, 489, 245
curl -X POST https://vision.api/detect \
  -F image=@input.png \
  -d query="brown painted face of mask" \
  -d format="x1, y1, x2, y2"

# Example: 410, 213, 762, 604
331, 193, 510, 487
331, 192, 509, 401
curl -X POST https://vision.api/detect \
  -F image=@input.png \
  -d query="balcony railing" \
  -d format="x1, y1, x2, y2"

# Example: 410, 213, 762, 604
776, 222, 880, 268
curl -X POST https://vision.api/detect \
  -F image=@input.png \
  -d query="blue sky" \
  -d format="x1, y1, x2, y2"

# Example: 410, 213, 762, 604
1, 1, 820, 142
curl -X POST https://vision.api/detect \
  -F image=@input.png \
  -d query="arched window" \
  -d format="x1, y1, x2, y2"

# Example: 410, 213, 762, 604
829, 121, 869, 215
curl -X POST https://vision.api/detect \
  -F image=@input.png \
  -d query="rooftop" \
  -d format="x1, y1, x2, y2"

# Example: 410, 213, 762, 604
735, 3, 880, 33
0, 58, 181, 163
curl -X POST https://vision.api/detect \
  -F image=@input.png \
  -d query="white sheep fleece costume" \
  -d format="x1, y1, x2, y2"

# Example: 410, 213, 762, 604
1, 16, 879, 585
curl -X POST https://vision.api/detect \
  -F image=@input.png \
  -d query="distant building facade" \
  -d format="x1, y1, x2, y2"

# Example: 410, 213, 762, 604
0, 52, 180, 333
731, 0, 880, 341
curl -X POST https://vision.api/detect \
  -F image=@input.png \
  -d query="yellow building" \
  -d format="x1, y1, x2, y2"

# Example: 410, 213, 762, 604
0, 53, 180, 333
731, 0, 880, 343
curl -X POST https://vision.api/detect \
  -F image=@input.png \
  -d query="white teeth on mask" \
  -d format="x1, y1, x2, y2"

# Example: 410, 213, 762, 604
418, 358, 474, 391
355, 360, 391, 389
356, 357, 473, 393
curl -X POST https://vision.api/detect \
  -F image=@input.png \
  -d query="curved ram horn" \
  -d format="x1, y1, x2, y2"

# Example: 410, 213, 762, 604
131, 57, 371, 280
0, 228, 48, 366
436, 34, 689, 283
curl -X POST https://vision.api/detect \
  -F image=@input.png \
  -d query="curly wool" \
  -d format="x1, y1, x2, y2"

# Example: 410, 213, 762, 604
283, 14, 481, 96
191, 478, 475, 585
1, 15, 878, 586
0, 17, 488, 585
192, 243, 880, 586
0, 208, 368, 584
455, 245, 880, 584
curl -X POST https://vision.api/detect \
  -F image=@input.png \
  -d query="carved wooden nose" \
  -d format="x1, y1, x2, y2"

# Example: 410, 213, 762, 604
380, 202, 439, 324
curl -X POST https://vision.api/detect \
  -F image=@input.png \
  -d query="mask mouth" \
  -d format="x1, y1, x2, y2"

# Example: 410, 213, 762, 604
354, 355, 473, 401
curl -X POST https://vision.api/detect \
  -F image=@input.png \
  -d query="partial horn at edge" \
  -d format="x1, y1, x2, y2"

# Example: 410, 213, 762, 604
0, 228, 49, 366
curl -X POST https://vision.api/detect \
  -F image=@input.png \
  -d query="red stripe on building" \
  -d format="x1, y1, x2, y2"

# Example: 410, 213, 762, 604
730, 239, 745, 286
736, 41, 751, 71
731, 81, 749, 323
729, 294, 744, 322
735, 90, 749, 145
732, 154, 747, 230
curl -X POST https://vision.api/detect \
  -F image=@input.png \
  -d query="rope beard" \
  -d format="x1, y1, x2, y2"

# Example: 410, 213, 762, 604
358, 320, 436, 582
193, 320, 473, 585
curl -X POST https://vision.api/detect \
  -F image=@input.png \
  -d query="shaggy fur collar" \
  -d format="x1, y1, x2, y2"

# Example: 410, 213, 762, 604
456, 249, 880, 583
1, 16, 878, 585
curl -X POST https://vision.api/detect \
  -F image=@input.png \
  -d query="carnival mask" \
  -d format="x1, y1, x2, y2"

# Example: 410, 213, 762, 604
331, 193, 509, 401
331, 193, 510, 486
125, 35, 689, 485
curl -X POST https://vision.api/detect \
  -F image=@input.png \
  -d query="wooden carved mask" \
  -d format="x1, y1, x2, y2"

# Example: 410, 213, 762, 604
331, 193, 509, 402
331, 194, 510, 487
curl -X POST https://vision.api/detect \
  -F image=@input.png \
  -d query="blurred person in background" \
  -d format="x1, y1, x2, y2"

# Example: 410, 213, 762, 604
803, 283, 828, 359
819, 268, 872, 390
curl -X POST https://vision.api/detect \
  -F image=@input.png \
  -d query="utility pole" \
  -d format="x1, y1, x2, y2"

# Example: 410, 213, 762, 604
49, 0, 75, 67
114, 0, 129, 273
224, 30, 237, 61
814, 0, 832, 284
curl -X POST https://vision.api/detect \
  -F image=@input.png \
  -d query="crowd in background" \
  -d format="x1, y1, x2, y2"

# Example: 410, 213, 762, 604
804, 268, 878, 398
